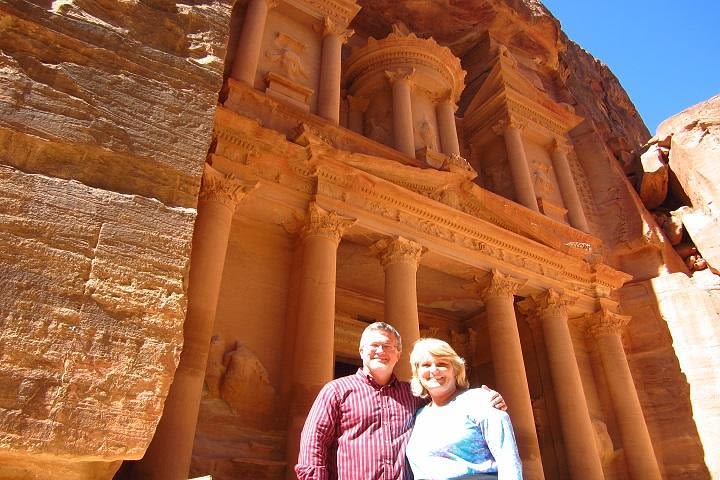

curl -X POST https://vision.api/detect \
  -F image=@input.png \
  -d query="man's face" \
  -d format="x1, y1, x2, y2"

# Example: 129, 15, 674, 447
359, 330, 401, 379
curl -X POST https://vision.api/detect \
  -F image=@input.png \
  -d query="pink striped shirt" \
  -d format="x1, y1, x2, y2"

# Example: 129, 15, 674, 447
295, 369, 424, 480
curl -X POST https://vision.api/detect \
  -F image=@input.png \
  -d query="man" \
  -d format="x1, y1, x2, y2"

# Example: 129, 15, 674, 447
295, 322, 506, 479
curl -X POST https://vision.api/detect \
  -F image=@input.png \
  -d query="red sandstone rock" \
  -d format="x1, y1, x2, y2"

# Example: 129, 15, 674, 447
638, 144, 669, 210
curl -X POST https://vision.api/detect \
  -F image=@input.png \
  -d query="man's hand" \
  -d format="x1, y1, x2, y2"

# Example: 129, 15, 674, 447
481, 385, 508, 411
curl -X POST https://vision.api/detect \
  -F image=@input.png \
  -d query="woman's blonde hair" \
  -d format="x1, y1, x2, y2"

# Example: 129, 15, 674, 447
409, 338, 469, 398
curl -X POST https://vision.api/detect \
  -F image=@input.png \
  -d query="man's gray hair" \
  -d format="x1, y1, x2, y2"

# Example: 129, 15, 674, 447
360, 322, 402, 351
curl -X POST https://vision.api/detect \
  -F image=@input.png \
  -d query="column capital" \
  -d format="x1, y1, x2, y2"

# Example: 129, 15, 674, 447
584, 307, 630, 339
466, 269, 526, 301
552, 137, 572, 155
347, 95, 370, 113
372, 236, 425, 269
434, 89, 457, 107
317, 16, 354, 42
301, 202, 356, 244
385, 67, 417, 86
198, 164, 257, 210
519, 288, 576, 318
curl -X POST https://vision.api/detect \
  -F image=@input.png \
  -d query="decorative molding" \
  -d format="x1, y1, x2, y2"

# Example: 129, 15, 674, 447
301, 202, 356, 243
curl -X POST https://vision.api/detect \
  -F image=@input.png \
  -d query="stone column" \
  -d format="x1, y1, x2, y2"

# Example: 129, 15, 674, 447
386, 68, 416, 158
436, 93, 461, 156
375, 236, 424, 380
317, 17, 353, 123
586, 309, 663, 480
285, 203, 356, 474
493, 119, 539, 212
231, 0, 279, 85
519, 290, 605, 480
131, 166, 254, 480
347, 95, 370, 135
471, 270, 545, 480
551, 139, 590, 232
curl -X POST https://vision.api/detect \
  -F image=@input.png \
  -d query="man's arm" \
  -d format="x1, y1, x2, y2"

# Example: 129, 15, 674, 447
295, 383, 339, 480
481, 384, 508, 411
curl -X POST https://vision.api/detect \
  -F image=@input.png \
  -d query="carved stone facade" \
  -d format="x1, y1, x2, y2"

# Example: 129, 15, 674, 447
1, 1, 717, 480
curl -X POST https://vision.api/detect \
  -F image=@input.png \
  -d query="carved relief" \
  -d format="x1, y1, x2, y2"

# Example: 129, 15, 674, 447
265, 32, 308, 82
418, 115, 437, 150
221, 342, 277, 415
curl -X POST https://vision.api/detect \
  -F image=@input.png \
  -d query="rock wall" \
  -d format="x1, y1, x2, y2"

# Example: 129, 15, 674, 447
0, 0, 230, 477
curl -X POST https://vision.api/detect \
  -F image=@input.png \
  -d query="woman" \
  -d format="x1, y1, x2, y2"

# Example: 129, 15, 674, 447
406, 338, 523, 480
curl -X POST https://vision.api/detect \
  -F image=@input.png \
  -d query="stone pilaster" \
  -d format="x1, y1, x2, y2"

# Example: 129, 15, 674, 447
519, 289, 605, 480
585, 308, 663, 480
493, 118, 539, 212
468, 270, 545, 480
386, 67, 417, 158
285, 202, 356, 473
551, 138, 589, 232
131, 165, 255, 479
374, 236, 424, 380
317, 17, 353, 124
231, 0, 280, 85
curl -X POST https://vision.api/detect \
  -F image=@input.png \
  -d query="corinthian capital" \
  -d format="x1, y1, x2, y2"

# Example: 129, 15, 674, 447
466, 269, 526, 301
198, 165, 257, 210
552, 137, 572, 156
584, 307, 630, 339
523, 288, 576, 317
301, 202, 356, 244
318, 16, 354, 42
385, 67, 417, 85
373, 236, 425, 269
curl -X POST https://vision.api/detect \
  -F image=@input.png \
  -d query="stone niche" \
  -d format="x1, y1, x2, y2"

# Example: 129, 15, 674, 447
253, 0, 360, 113
463, 36, 586, 229
342, 23, 466, 160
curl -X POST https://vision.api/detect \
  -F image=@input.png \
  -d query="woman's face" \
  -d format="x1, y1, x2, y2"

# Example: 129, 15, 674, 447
417, 352, 457, 400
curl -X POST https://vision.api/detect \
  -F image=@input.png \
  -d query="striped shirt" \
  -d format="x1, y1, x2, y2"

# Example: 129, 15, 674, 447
295, 369, 424, 480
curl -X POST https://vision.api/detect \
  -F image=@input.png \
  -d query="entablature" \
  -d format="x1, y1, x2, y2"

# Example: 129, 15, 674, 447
212, 105, 627, 313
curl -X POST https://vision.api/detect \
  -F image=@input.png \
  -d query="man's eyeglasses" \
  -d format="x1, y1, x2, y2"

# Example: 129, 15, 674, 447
365, 343, 397, 353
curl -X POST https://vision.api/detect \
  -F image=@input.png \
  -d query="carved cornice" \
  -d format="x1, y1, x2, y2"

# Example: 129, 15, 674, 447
301, 202, 356, 243
198, 164, 256, 210
466, 269, 526, 300
584, 308, 630, 339
372, 236, 425, 268
285, 0, 360, 27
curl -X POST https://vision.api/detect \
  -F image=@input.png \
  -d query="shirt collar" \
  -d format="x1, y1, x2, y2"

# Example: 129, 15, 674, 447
356, 367, 398, 389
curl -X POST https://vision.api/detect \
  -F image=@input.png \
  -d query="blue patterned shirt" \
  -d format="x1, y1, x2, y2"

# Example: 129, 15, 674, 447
406, 388, 523, 480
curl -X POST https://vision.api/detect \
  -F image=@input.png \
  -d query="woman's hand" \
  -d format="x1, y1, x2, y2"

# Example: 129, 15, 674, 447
481, 385, 508, 411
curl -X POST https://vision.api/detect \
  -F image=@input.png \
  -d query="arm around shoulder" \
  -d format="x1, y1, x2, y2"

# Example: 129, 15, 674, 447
294, 383, 340, 480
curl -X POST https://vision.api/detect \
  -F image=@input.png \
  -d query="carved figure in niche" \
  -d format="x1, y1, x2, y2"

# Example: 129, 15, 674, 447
265, 32, 308, 82
418, 115, 437, 150
366, 109, 392, 145
531, 159, 554, 196
220, 341, 276, 414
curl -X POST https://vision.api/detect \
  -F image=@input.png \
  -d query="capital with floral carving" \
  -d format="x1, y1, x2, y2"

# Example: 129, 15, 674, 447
583, 307, 631, 340
385, 67, 417, 86
317, 16, 354, 42
551, 137, 572, 156
372, 236, 425, 269
198, 164, 257, 211
465, 269, 526, 301
518, 288, 576, 321
301, 202, 356, 244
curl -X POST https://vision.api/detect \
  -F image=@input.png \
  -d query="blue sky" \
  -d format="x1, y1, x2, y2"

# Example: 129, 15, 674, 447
541, 1, 720, 132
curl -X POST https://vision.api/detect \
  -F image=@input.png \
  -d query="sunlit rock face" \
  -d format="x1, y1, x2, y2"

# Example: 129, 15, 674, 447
0, 1, 717, 480
0, 1, 228, 478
